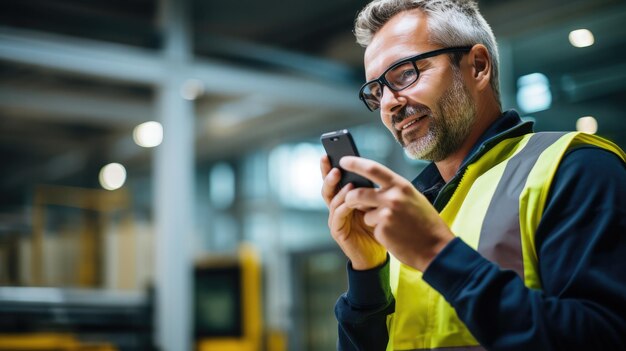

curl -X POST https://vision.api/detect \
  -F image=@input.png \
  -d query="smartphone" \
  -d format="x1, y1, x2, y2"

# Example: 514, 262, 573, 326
320, 129, 374, 188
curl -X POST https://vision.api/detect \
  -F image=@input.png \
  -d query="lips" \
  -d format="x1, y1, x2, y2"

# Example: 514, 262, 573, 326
396, 115, 426, 131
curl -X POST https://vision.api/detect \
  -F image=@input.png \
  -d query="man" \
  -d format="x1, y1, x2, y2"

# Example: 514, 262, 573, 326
320, 0, 626, 350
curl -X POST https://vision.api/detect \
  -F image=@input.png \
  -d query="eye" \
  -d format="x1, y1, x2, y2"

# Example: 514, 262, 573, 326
373, 86, 382, 98
399, 68, 417, 82
368, 84, 382, 98
386, 62, 417, 88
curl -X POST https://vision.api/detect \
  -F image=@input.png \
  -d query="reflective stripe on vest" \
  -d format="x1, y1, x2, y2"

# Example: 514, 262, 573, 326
397, 347, 485, 351
477, 132, 565, 279
387, 132, 626, 350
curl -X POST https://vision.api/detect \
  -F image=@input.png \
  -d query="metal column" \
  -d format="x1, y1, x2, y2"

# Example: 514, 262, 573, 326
154, 0, 195, 349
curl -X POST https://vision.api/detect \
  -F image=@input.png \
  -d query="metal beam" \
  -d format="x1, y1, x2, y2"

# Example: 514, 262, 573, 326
0, 26, 363, 113
0, 86, 152, 127
196, 34, 358, 84
561, 62, 626, 102
0, 27, 162, 84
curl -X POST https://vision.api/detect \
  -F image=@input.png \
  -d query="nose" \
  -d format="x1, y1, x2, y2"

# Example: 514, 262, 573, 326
379, 85, 405, 116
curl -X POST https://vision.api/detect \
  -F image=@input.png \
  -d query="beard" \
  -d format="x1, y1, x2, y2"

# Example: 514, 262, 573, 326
394, 67, 476, 162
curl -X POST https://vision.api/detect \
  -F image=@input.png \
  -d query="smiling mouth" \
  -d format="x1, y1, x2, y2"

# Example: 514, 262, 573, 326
398, 115, 427, 130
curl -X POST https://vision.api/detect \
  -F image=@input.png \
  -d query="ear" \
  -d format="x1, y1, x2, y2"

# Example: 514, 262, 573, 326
468, 44, 491, 92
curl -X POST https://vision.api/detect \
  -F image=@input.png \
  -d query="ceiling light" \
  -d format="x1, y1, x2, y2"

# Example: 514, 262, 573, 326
180, 79, 205, 100
576, 116, 598, 134
516, 73, 552, 113
569, 29, 594, 48
133, 121, 163, 148
99, 163, 127, 191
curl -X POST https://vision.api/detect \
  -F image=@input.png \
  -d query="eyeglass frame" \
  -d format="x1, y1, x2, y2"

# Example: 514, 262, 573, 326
358, 46, 474, 111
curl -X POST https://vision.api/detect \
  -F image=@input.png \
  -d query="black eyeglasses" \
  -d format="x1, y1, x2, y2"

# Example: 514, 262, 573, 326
358, 46, 473, 111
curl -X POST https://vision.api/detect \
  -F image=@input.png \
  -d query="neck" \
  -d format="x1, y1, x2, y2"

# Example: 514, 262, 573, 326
435, 102, 501, 183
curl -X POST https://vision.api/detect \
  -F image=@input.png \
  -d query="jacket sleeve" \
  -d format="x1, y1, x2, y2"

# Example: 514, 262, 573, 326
335, 256, 395, 350
422, 147, 626, 350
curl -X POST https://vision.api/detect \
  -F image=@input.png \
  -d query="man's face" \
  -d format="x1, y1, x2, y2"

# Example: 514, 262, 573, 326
363, 9, 476, 162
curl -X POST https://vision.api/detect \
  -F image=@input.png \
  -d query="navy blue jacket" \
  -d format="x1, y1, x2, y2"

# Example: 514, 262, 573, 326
335, 111, 626, 350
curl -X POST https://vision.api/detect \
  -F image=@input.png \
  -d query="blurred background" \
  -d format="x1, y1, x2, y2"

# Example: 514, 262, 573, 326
0, 0, 625, 350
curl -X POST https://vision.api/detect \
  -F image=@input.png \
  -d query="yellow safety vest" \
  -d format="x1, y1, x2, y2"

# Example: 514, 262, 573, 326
386, 132, 626, 351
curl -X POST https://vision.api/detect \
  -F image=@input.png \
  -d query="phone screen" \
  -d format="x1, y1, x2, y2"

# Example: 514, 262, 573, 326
320, 129, 374, 188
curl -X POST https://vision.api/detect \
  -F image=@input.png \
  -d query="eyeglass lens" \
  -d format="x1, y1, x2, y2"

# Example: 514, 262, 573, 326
361, 61, 419, 110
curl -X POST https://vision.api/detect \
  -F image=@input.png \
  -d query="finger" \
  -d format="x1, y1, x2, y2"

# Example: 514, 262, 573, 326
363, 207, 393, 227
330, 202, 354, 238
328, 183, 354, 230
339, 156, 399, 188
353, 204, 376, 212
362, 207, 383, 227
328, 182, 353, 216
371, 207, 394, 243
320, 155, 331, 178
321, 168, 342, 205
344, 187, 380, 210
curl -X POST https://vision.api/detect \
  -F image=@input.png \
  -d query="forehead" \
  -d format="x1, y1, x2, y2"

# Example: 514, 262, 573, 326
364, 9, 432, 80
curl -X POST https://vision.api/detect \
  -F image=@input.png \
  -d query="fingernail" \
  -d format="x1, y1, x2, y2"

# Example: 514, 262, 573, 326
339, 157, 349, 167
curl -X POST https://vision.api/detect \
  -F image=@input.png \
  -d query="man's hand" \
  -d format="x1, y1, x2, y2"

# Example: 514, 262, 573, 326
339, 156, 455, 272
320, 155, 387, 270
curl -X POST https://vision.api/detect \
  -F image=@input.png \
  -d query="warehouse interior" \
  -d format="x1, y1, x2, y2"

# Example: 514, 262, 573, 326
0, 0, 625, 350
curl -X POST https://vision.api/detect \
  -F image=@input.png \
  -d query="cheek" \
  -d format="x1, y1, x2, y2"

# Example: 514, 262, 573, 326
381, 113, 394, 132
403, 71, 449, 107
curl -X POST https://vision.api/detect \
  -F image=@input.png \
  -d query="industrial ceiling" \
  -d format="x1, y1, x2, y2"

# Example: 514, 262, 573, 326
0, 0, 625, 210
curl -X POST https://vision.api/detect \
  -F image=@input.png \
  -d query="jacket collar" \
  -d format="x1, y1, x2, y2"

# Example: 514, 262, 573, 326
412, 110, 534, 203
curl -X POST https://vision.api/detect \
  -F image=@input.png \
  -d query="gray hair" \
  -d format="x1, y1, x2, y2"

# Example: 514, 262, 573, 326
355, 0, 501, 107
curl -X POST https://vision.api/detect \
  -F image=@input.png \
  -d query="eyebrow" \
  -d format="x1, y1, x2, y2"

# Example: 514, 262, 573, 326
365, 50, 431, 82
388, 52, 423, 67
